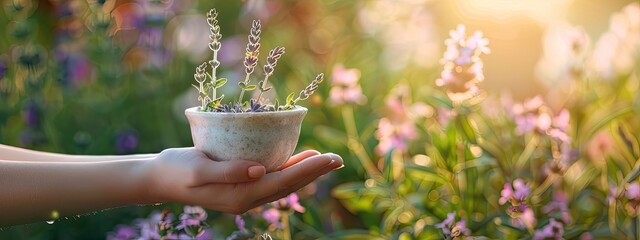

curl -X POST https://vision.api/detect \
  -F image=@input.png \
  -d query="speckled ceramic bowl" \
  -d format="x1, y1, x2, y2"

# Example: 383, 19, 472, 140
185, 106, 307, 172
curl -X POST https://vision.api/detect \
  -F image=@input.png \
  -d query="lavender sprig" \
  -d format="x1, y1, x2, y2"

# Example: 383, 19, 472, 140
256, 47, 285, 101
238, 20, 262, 102
192, 62, 210, 109
281, 73, 324, 110
206, 9, 224, 107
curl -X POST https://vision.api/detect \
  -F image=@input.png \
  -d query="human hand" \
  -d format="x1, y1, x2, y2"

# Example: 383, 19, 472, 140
143, 147, 342, 214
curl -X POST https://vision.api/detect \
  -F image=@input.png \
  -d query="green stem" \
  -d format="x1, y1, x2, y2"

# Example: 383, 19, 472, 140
211, 51, 218, 103
256, 75, 269, 102
282, 212, 291, 240
342, 106, 381, 178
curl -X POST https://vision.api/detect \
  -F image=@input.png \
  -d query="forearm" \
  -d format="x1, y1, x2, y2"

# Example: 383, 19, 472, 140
0, 144, 157, 162
0, 158, 154, 226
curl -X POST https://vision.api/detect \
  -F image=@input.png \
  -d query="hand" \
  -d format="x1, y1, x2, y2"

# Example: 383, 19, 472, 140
144, 147, 343, 214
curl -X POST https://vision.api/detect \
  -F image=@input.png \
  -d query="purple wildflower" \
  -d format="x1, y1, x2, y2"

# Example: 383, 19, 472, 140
543, 191, 572, 224
499, 179, 536, 228
23, 101, 40, 128
178, 206, 208, 238
272, 193, 305, 213
106, 225, 138, 240
532, 218, 564, 240
434, 212, 471, 239
262, 208, 281, 228
625, 182, 640, 215
0, 58, 7, 79
235, 215, 247, 232
115, 129, 138, 154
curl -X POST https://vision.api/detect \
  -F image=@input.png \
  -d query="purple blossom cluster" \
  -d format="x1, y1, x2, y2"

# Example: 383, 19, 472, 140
434, 212, 470, 239
228, 193, 305, 239
509, 96, 570, 142
375, 86, 420, 155
106, 206, 213, 240
532, 218, 564, 240
436, 24, 490, 101
624, 182, 640, 216
499, 179, 536, 229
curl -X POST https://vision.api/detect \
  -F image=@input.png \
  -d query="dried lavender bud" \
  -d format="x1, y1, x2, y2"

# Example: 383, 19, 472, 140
263, 47, 285, 76
194, 62, 207, 83
295, 73, 324, 102
243, 20, 261, 74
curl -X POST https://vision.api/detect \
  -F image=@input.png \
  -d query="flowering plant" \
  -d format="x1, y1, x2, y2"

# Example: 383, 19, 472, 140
192, 9, 324, 113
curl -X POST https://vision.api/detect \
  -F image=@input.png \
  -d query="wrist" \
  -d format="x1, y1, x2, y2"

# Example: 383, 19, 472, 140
127, 158, 162, 205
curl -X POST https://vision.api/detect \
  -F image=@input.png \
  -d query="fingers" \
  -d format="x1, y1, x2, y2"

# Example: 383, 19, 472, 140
247, 153, 343, 203
251, 155, 343, 206
278, 150, 321, 170
195, 159, 266, 185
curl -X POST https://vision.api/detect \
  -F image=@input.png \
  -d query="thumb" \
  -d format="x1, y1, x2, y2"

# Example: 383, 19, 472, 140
196, 160, 266, 184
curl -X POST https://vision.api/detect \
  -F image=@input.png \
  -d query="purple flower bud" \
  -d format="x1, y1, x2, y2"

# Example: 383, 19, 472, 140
115, 129, 138, 154
0, 60, 7, 79
106, 225, 138, 240
23, 107, 38, 129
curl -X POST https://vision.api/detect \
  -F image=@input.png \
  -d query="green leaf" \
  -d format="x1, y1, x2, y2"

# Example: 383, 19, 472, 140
457, 115, 477, 143
262, 86, 272, 92
245, 85, 257, 91
286, 92, 296, 105
238, 81, 246, 88
383, 152, 393, 183
191, 84, 200, 91
215, 78, 227, 88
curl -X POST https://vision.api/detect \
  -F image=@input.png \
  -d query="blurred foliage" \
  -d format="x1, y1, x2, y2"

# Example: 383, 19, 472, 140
1, 0, 639, 239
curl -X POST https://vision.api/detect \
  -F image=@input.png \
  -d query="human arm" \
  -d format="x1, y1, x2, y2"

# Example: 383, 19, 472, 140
0, 148, 343, 226
0, 144, 157, 162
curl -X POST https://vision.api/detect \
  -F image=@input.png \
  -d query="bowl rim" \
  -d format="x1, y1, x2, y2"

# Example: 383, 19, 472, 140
185, 106, 308, 117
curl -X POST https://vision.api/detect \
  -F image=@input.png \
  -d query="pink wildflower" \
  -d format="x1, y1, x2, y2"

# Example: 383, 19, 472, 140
329, 64, 366, 105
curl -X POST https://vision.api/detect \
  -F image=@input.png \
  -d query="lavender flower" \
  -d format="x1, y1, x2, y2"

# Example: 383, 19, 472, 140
272, 193, 305, 213
375, 117, 417, 155
624, 182, 640, 215
436, 24, 490, 101
532, 218, 564, 240
0, 57, 7, 79
23, 101, 40, 128
106, 225, 137, 240
499, 179, 536, 228
115, 129, 138, 154
238, 20, 262, 102
543, 191, 572, 224
262, 208, 282, 228
235, 215, 247, 232
178, 206, 208, 238
329, 64, 366, 105
434, 212, 471, 239
256, 46, 285, 101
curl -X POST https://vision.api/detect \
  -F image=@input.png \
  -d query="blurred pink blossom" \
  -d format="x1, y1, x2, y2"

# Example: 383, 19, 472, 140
532, 218, 564, 240
375, 117, 417, 155
329, 64, 367, 105
543, 191, 572, 224
587, 131, 614, 162
262, 208, 282, 228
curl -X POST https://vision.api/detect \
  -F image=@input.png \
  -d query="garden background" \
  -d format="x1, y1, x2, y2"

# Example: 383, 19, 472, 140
0, 0, 639, 239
